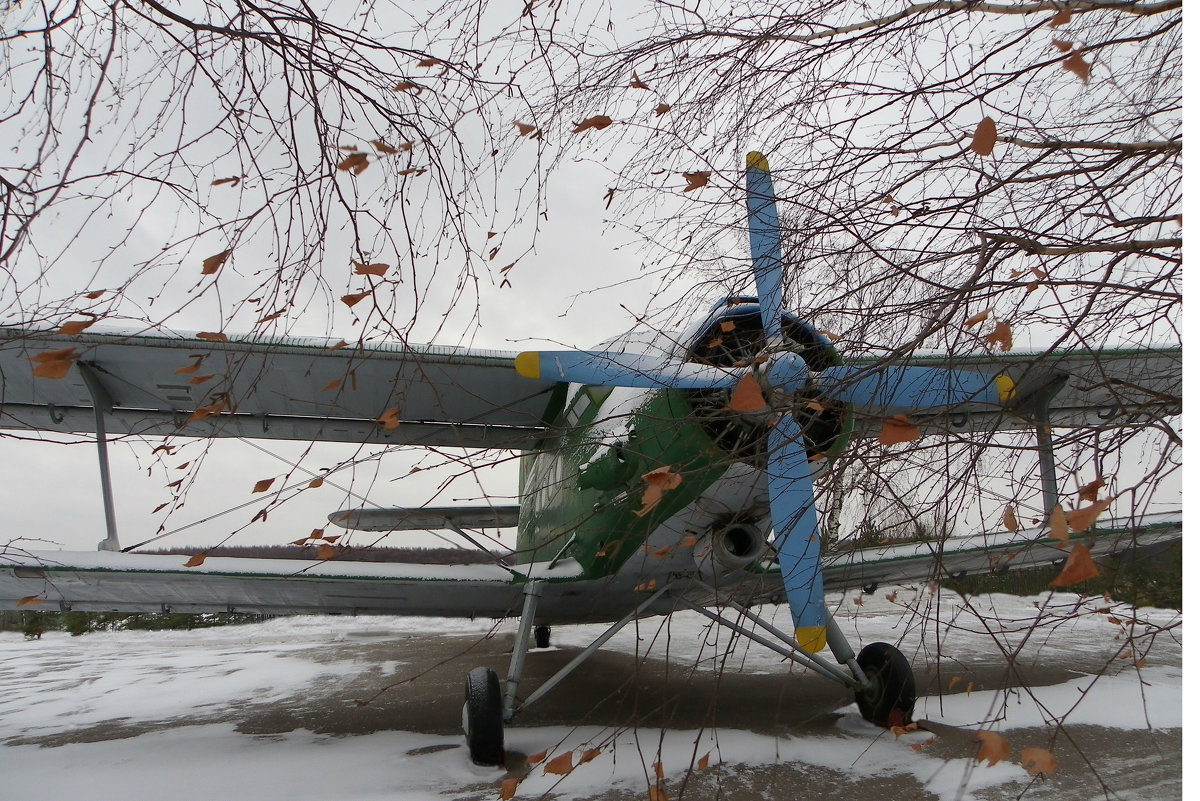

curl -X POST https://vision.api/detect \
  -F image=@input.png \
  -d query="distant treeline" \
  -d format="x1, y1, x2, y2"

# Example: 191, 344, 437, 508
143, 545, 511, 565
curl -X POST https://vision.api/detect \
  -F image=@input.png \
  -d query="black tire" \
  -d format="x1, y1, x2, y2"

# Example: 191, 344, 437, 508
463, 667, 505, 766
534, 625, 551, 649
853, 642, 917, 727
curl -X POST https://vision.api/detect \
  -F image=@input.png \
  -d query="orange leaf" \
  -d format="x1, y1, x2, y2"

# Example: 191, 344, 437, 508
337, 153, 370, 174
653, 761, 664, 779
948, 675, 963, 691
648, 787, 668, 801
320, 378, 342, 392
727, 374, 767, 412
341, 291, 371, 308
290, 538, 310, 546
30, 347, 80, 379
57, 319, 96, 336
328, 340, 349, 350
252, 478, 276, 493
1048, 503, 1069, 545
196, 332, 228, 342
985, 321, 1013, 352
696, 753, 710, 770
1002, 505, 1019, 533
964, 308, 991, 328
682, 171, 711, 192
316, 544, 337, 560
572, 115, 612, 133
188, 374, 215, 385
974, 731, 1011, 767
17, 595, 42, 607
634, 465, 683, 517
1049, 543, 1100, 587
579, 748, 603, 764
499, 778, 519, 800
1063, 50, 1090, 83
970, 116, 997, 156
202, 249, 231, 275
183, 553, 207, 568
1049, 7, 1071, 27
1077, 477, 1106, 503
353, 261, 390, 276
543, 752, 574, 776
1020, 747, 1058, 775
370, 139, 399, 155
514, 121, 537, 136
526, 749, 547, 766
377, 407, 401, 430
308, 478, 325, 489
187, 400, 226, 422
630, 72, 650, 90
174, 357, 205, 374
879, 415, 919, 445
1065, 499, 1112, 532
653, 103, 671, 116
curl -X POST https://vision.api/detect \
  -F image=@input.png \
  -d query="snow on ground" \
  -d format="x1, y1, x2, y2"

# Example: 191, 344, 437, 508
0, 590, 1182, 801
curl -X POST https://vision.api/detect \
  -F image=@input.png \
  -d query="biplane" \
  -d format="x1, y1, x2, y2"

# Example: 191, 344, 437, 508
0, 154, 1182, 766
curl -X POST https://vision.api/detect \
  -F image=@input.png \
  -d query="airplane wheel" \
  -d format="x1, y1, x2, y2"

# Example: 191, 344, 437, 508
463, 667, 505, 766
853, 642, 917, 727
534, 625, 551, 649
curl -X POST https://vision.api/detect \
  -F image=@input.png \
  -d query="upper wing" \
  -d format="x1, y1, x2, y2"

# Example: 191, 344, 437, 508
0, 327, 560, 448
841, 347, 1182, 438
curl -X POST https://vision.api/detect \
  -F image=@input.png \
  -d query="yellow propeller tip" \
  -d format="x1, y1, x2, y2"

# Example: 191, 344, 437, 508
514, 352, 541, 379
746, 151, 770, 172
795, 625, 827, 653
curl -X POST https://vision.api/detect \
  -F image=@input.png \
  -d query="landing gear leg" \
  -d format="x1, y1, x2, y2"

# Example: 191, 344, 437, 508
463, 667, 505, 766
853, 642, 917, 727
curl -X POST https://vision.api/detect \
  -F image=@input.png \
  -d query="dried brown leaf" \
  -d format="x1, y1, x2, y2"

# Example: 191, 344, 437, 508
1065, 499, 1112, 532
985, 321, 1013, 352
1049, 543, 1100, 587
196, 332, 228, 342
85, 290, 106, 299
1051, 39, 1073, 53
30, 347, 80, 379
682, 171, 711, 192
202, 249, 231, 275
370, 139, 399, 154
398, 167, 427, 176
377, 407, 401, 430
393, 80, 420, 92
525, 749, 547, 766
948, 675, 963, 691
416, 57, 440, 67
634, 465, 684, 517
308, 478, 325, 489
727, 374, 767, 413
1063, 50, 1090, 83
630, 72, 650, 90
1002, 505, 1019, 533
1049, 7, 1071, 27
965, 309, 991, 328
514, 122, 537, 136
653, 103, 671, 116
1077, 477, 1106, 503
337, 153, 370, 174
320, 379, 342, 392
970, 116, 998, 156
499, 778, 519, 800
543, 752, 574, 776
975, 731, 1012, 767
1048, 503, 1069, 545
879, 415, 920, 446
57, 319, 96, 336
341, 291, 371, 308
648, 787, 668, 801
252, 478, 276, 494
188, 374, 215, 385
572, 115, 612, 133
697, 753, 710, 770
1021, 747, 1058, 775
211, 176, 241, 187
183, 554, 207, 568
316, 544, 337, 560
579, 748, 603, 764
17, 595, 42, 607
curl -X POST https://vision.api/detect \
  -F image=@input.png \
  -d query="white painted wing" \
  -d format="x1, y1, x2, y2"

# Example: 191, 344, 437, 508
0, 327, 560, 448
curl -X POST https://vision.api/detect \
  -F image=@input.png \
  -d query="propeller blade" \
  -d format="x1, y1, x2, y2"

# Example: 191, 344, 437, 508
746, 152, 785, 342
514, 350, 740, 390
765, 413, 827, 653
816, 365, 1013, 413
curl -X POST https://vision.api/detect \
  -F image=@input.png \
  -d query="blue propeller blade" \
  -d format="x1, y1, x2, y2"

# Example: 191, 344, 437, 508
765, 413, 827, 652
816, 364, 1001, 412
746, 152, 785, 342
514, 349, 740, 389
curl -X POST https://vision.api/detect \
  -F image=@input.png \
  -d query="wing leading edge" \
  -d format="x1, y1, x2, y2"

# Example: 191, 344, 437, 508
0, 327, 561, 449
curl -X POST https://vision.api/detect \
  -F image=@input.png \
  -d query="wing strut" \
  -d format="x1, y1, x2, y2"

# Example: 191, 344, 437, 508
1012, 373, 1070, 515
77, 362, 121, 552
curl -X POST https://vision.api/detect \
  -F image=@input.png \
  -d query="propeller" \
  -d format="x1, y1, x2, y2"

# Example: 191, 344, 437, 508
514, 152, 1014, 652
